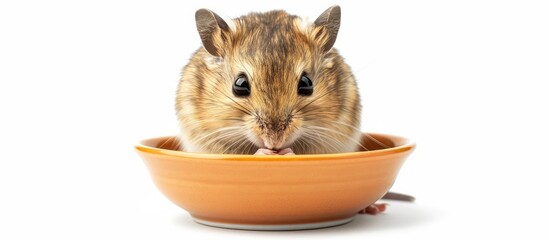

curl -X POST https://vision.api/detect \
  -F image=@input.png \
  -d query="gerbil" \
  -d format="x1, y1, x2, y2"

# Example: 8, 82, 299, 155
175, 6, 413, 206
176, 6, 361, 155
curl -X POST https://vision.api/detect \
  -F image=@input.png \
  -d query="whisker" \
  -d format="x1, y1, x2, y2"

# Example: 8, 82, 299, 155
293, 138, 305, 154
362, 133, 390, 149
223, 131, 250, 153
303, 125, 368, 151
157, 136, 178, 149
305, 126, 365, 151
300, 128, 345, 153
192, 126, 243, 145
243, 139, 256, 154
295, 89, 334, 113
293, 118, 382, 150
326, 119, 390, 149
206, 128, 252, 153
296, 137, 312, 154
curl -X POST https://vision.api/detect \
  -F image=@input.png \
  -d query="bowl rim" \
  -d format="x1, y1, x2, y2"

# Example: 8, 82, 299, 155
135, 132, 415, 162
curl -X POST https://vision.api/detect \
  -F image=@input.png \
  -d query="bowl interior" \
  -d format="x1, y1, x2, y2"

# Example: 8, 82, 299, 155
140, 132, 406, 154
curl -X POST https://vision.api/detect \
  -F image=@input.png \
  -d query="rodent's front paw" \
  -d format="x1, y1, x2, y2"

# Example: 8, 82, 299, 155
254, 149, 277, 155
254, 148, 295, 155
276, 148, 295, 155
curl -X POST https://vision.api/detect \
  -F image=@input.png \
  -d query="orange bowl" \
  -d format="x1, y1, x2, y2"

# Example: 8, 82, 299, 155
135, 133, 415, 230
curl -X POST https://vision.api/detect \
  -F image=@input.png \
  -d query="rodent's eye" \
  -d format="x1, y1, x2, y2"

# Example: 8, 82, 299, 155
233, 74, 250, 97
298, 73, 313, 96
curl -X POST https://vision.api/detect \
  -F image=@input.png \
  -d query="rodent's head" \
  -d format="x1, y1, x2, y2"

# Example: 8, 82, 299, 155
177, 6, 361, 154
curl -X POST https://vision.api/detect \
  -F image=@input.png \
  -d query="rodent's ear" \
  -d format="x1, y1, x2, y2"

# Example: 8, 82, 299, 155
195, 8, 230, 57
313, 5, 341, 52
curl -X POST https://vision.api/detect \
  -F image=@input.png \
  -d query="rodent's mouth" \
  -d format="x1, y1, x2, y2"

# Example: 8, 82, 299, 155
253, 137, 288, 150
260, 136, 299, 151
246, 130, 300, 151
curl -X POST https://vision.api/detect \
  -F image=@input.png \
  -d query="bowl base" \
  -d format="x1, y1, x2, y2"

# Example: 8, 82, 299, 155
192, 216, 355, 231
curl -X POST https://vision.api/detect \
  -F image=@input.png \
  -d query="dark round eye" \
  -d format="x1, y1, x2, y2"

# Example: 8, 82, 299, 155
233, 74, 250, 97
298, 73, 313, 96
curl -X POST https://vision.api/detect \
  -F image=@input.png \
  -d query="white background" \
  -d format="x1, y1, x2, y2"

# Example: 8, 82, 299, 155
1, 0, 548, 239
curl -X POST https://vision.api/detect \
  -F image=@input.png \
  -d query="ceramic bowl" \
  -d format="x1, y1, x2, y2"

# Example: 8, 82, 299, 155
135, 133, 415, 230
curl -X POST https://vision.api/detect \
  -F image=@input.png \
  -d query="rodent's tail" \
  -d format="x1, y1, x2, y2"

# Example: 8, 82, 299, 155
382, 192, 415, 202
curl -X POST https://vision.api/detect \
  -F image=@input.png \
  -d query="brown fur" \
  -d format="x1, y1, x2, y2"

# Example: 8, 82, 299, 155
176, 6, 362, 154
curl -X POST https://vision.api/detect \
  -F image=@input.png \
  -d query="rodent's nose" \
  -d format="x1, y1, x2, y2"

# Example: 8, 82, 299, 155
256, 114, 293, 150
256, 114, 293, 129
